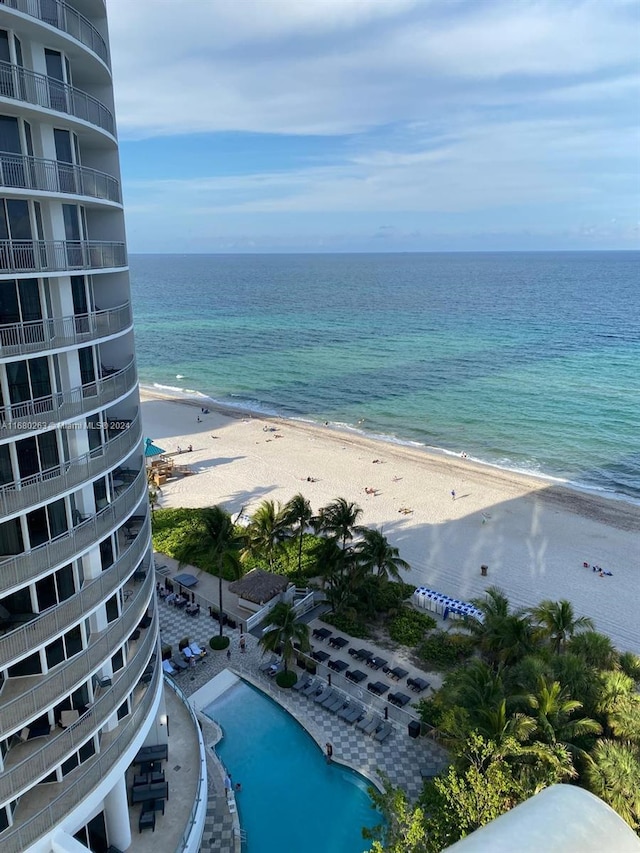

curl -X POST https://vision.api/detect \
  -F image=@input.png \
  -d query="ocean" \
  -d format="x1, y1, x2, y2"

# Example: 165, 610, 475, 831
128, 252, 640, 503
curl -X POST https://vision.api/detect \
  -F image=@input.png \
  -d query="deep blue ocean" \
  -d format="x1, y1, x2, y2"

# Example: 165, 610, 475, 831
128, 252, 640, 503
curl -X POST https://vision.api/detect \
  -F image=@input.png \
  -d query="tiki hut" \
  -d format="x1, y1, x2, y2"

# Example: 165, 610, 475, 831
229, 569, 291, 612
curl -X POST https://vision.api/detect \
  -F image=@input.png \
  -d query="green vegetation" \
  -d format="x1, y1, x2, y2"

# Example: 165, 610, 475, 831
259, 601, 310, 673
275, 670, 298, 689
209, 635, 229, 650
364, 587, 640, 851
388, 608, 437, 646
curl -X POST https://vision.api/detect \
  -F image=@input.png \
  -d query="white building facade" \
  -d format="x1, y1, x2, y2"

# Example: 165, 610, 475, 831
0, 2, 164, 850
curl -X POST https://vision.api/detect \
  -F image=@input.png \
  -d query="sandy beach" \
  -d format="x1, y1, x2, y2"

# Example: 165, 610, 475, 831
140, 388, 640, 654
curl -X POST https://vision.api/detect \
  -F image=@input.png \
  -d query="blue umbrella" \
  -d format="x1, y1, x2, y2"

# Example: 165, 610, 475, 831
144, 437, 165, 458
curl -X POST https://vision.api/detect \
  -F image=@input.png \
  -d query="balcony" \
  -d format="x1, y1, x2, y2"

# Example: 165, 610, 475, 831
0, 0, 109, 65
0, 152, 120, 202
0, 302, 131, 358
0, 596, 158, 802
0, 359, 137, 440
0, 238, 126, 274
0, 60, 114, 134
0, 566, 155, 745
0, 411, 141, 518
0, 466, 147, 594
1, 655, 162, 853
0, 516, 151, 668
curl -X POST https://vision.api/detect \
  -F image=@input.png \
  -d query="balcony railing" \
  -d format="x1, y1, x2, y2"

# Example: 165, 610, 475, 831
0, 566, 155, 745
0, 596, 158, 802
0, 466, 147, 594
0, 60, 114, 134
0, 151, 120, 202
0, 238, 126, 274
0, 0, 109, 65
1, 650, 162, 853
0, 516, 151, 668
0, 359, 137, 440
0, 301, 131, 358
0, 411, 141, 518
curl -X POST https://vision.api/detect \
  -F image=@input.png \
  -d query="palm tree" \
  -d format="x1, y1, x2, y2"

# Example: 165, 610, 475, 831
568, 631, 619, 670
174, 506, 245, 637
259, 601, 310, 674
523, 676, 602, 764
585, 739, 640, 829
282, 493, 313, 575
353, 527, 409, 582
530, 599, 594, 654
314, 497, 362, 550
243, 499, 287, 571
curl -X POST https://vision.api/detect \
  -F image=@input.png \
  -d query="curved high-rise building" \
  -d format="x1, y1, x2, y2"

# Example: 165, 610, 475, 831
0, 2, 164, 850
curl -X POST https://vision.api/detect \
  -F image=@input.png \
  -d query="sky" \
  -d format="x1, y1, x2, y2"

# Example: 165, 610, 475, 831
107, 0, 640, 253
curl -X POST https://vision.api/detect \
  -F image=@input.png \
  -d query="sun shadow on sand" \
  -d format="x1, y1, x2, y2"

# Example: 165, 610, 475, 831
196, 456, 245, 470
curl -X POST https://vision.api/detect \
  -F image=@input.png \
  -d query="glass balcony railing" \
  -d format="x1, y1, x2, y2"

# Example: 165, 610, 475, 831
0, 411, 141, 525
0, 466, 147, 594
0, 591, 158, 800
0, 516, 150, 668
0, 60, 114, 134
0, 359, 137, 440
1, 649, 162, 853
0, 238, 126, 274
0, 0, 109, 65
0, 567, 155, 745
0, 302, 131, 358
0, 151, 120, 202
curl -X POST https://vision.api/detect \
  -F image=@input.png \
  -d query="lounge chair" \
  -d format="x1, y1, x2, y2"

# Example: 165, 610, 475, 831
182, 646, 195, 662
161, 659, 176, 676
337, 703, 354, 720
301, 678, 319, 696
408, 677, 430, 693
344, 705, 365, 724
389, 691, 411, 707
326, 696, 347, 714
172, 657, 188, 672
267, 662, 283, 678
373, 722, 393, 742
259, 656, 278, 673
189, 642, 207, 658
320, 690, 339, 708
361, 715, 382, 735
355, 714, 379, 733
292, 673, 311, 692
313, 686, 334, 704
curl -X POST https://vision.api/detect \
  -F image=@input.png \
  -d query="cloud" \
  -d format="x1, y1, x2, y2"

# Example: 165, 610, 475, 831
108, 0, 639, 138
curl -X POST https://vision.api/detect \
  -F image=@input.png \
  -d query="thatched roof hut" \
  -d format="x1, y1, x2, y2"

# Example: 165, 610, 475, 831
228, 569, 290, 606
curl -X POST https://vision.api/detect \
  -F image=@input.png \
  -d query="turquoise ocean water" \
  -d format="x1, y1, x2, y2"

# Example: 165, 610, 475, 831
129, 252, 640, 503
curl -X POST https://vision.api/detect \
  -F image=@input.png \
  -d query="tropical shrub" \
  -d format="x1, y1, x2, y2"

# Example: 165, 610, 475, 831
418, 631, 475, 669
276, 670, 297, 689
322, 610, 370, 639
388, 607, 437, 645
209, 635, 230, 650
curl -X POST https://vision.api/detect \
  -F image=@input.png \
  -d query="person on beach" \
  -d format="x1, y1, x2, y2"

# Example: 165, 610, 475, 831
325, 742, 333, 762
197, 416, 201, 422
451, 490, 456, 500
240, 635, 246, 653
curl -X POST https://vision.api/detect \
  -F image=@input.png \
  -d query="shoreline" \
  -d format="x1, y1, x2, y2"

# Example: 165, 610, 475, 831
139, 386, 640, 653
140, 385, 639, 531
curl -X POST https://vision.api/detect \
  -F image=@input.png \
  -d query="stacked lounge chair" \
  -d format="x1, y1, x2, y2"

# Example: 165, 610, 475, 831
301, 678, 320, 696
373, 721, 393, 742
292, 673, 312, 692
356, 714, 381, 735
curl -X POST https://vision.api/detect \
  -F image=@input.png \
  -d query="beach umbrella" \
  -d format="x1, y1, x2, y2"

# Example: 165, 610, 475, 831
144, 437, 165, 460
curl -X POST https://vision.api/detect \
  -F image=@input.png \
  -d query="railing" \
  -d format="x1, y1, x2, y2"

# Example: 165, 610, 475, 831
292, 590, 316, 618
0, 358, 136, 440
246, 596, 283, 632
0, 566, 155, 745
0, 0, 109, 65
0, 643, 162, 853
0, 516, 151, 668
0, 238, 126, 274
165, 675, 208, 853
0, 466, 147, 594
0, 411, 141, 518
0, 60, 114, 134
0, 151, 120, 202
0, 302, 131, 358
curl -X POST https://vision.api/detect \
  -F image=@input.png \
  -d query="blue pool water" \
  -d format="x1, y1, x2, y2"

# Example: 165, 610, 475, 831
204, 680, 380, 853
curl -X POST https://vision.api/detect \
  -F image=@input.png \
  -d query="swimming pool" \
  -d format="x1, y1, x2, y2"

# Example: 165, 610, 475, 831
204, 680, 380, 852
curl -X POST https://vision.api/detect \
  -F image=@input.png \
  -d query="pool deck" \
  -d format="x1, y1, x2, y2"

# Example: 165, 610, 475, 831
158, 586, 449, 852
